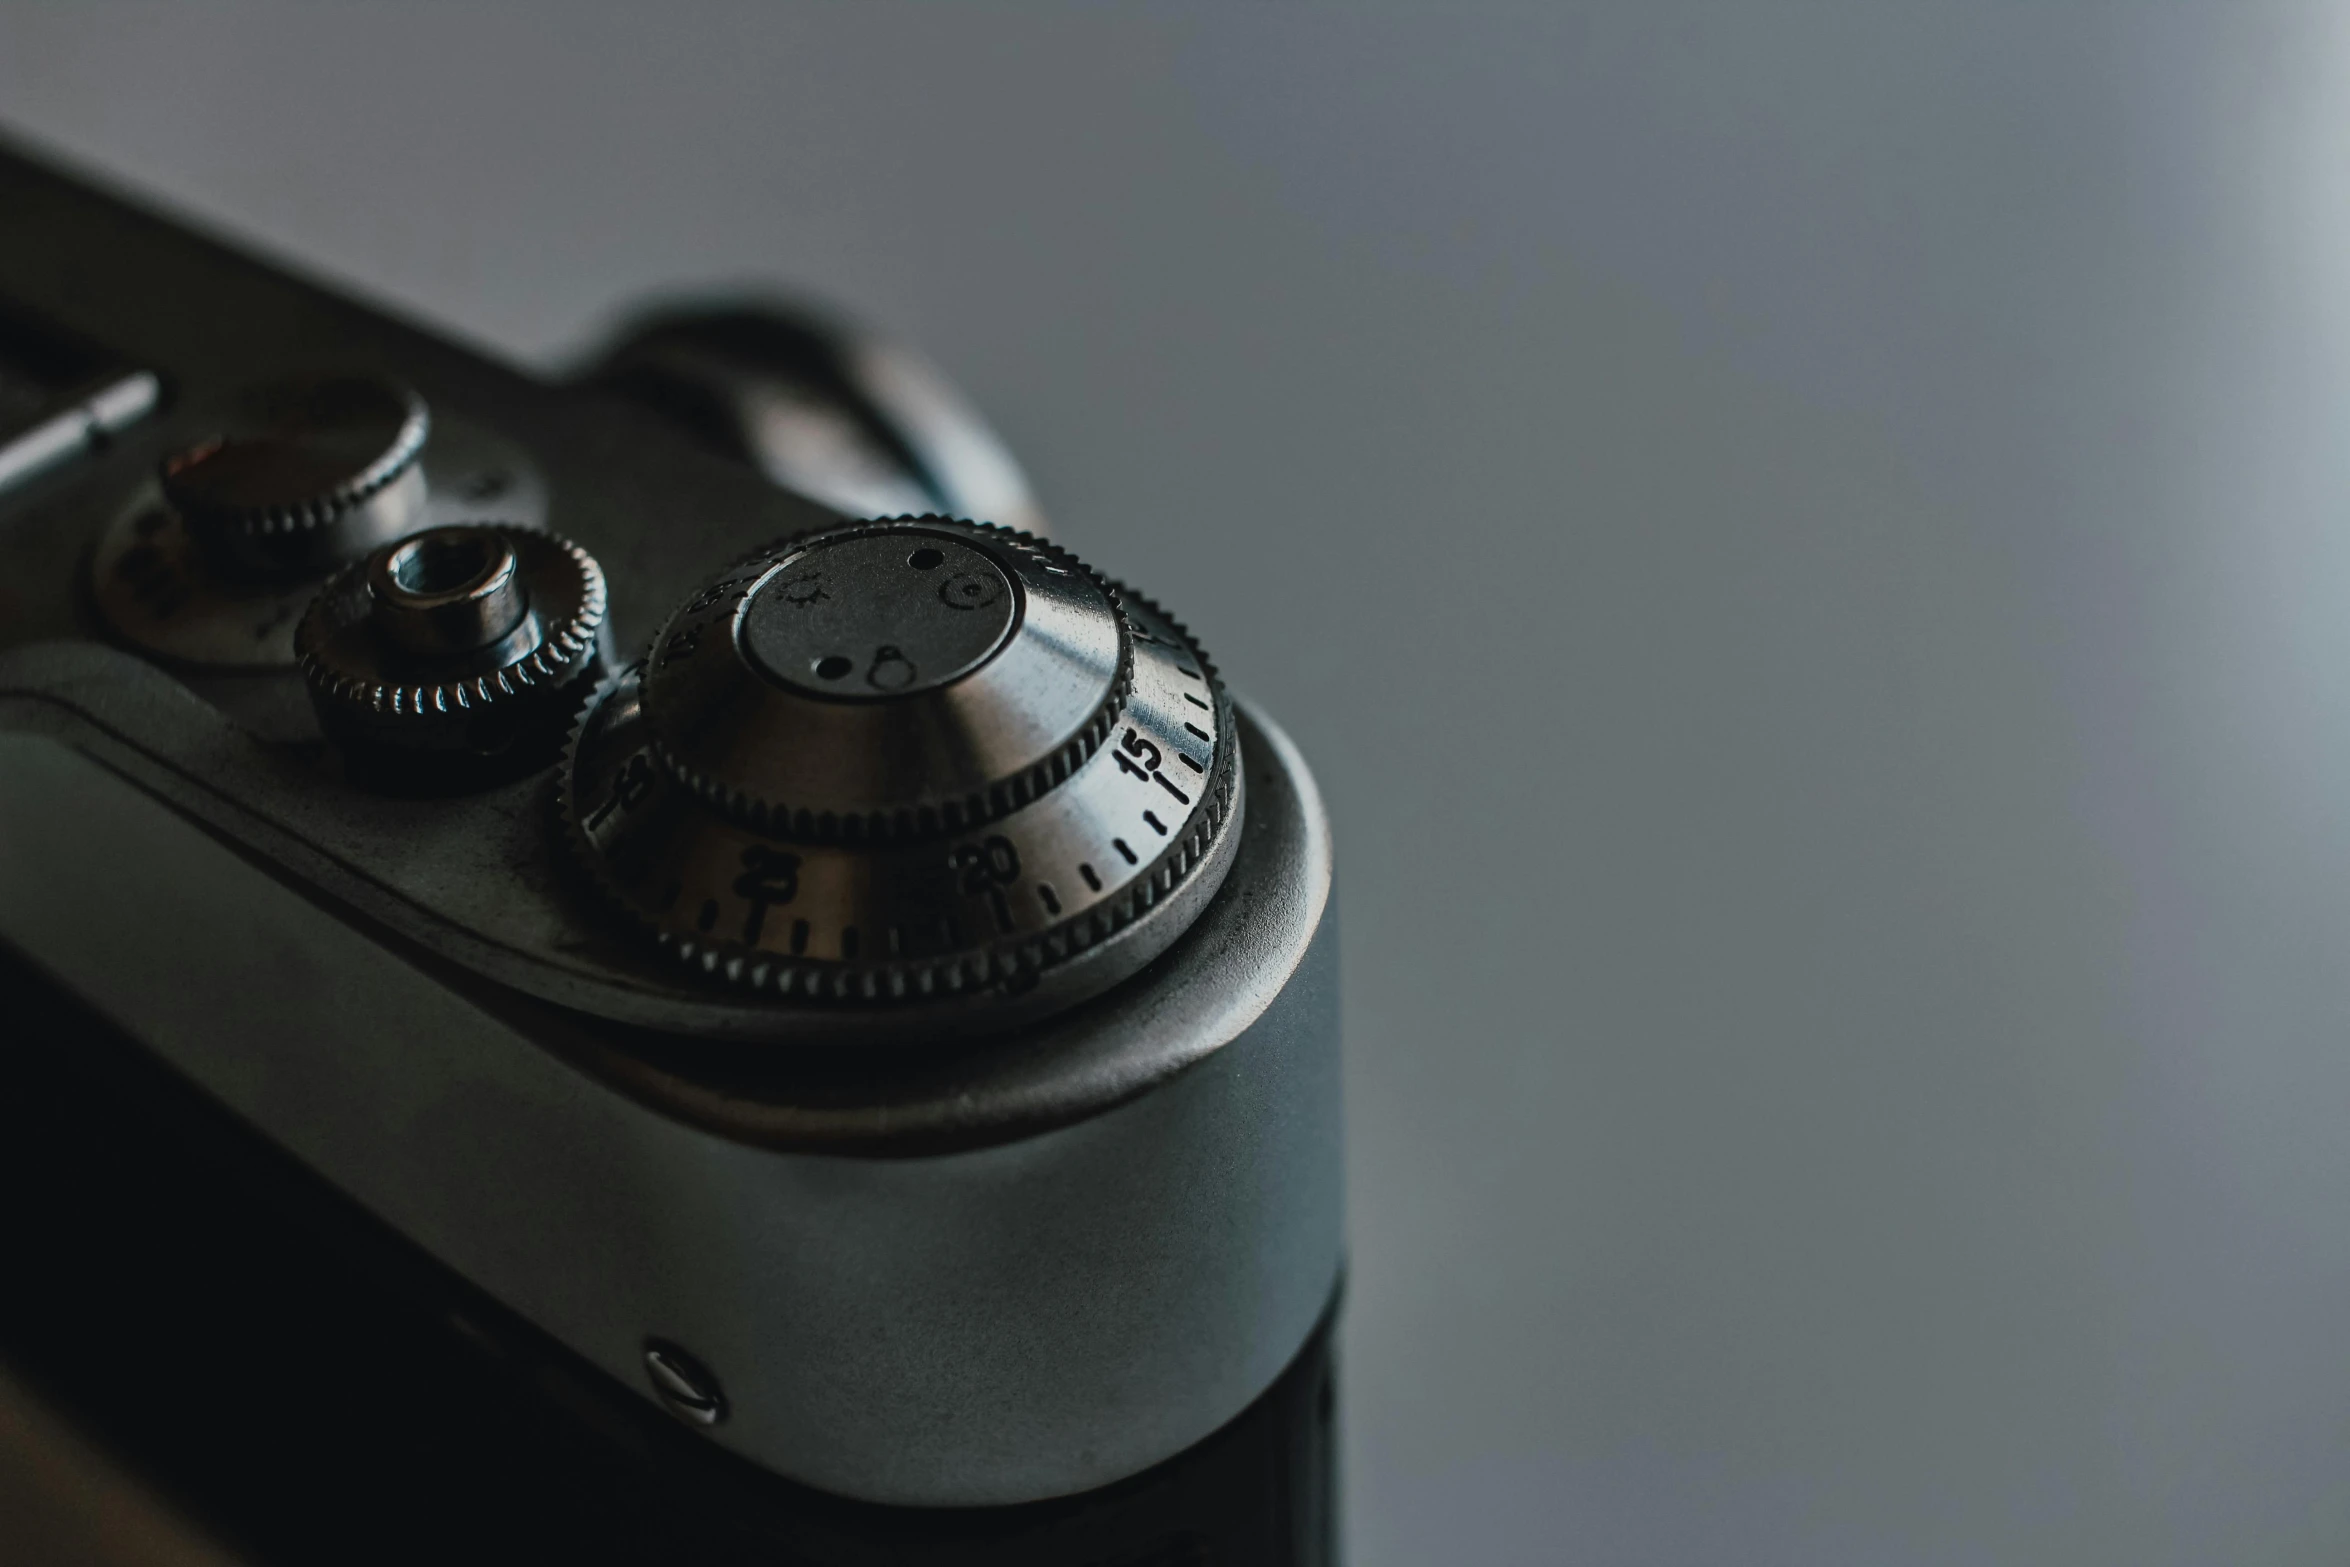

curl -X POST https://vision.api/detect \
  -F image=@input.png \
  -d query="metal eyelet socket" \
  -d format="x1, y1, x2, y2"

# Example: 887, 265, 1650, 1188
642, 1339, 728, 1427
366, 528, 532, 657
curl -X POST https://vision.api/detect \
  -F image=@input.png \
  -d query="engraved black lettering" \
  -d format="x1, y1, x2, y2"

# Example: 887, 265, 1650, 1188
732, 844, 803, 944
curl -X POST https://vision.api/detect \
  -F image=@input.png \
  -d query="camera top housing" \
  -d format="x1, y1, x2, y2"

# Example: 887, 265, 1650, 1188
0, 145, 1339, 1512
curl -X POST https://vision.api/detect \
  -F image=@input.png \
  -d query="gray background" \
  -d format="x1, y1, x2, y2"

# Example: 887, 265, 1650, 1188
7, 4, 2349, 1561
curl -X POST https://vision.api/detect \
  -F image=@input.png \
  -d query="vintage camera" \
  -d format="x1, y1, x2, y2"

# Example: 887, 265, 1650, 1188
0, 145, 1339, 1563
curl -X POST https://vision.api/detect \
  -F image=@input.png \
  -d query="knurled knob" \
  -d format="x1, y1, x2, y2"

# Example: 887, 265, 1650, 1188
561, 516, 1241, 1014
162, 374, 430, 577
297, 522, 609, 783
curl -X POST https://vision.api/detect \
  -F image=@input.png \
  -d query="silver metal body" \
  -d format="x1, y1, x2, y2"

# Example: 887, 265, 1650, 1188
0, 676, 1337, 1504
0, 149, 1341, 1508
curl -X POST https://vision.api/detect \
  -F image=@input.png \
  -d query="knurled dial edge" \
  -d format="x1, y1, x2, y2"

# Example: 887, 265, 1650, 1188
164, 376, 430, 541
559, 517, 1241, 1007
297, 525, 608, 729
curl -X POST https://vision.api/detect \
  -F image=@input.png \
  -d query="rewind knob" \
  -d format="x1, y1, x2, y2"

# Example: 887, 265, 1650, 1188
161, 373, 430, 577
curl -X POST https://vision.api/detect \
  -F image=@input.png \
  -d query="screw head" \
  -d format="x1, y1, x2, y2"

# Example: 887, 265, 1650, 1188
642, 1338, 727, 1426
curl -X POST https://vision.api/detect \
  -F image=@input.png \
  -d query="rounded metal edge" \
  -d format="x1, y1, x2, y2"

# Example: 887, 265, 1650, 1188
662, 773, 1342, 1505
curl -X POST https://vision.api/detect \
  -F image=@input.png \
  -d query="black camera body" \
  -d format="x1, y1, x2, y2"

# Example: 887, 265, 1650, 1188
0, 145, 1340, 1563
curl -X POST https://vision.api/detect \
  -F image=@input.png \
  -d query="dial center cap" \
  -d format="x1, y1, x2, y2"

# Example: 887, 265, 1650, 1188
740, 530, 1016, 700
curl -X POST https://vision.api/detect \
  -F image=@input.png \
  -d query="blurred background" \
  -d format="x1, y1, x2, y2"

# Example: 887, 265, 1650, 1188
8, 4, 2350, 1561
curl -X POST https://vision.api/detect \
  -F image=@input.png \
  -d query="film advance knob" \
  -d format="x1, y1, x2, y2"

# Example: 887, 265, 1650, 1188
561, 516, 1243, 1015
161, 373, 430, 577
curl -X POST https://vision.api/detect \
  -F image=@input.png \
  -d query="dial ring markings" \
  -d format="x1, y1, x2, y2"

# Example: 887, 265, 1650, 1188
564, 579, 1237, 1006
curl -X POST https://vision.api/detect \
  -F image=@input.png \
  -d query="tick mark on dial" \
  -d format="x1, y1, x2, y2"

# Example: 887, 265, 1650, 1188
1183, 722, 1211, 742
1038, 883, 1062, 915
1183, 693, 1210, 711
1178, 752, 1204, 774
1080, 863, 1102, 892
1114, 839, 1138, 865
1153, 772, 1190, 804
1143, 811, 1167, 836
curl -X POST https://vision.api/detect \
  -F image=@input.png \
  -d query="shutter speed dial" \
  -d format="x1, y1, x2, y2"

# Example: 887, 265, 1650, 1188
562, 517, 1242, 1014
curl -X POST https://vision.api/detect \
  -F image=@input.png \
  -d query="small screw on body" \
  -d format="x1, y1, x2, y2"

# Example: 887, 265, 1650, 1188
642, 1338, 728, 1426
